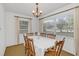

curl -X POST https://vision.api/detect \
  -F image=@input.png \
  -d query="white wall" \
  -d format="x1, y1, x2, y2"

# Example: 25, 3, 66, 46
32, 17, 39, 33
5, 12, 17, 46
0, 4, 6, 56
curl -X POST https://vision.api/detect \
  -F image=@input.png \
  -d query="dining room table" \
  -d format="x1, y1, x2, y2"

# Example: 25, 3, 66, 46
27, 35, 57, 56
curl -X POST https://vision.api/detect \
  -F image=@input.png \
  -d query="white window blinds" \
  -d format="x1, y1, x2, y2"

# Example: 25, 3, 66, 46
19, 20, 28, 33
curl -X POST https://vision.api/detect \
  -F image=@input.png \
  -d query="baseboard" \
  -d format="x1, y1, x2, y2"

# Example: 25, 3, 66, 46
63, 50, 75, 56
6, 43, 24, 48
4, 47, 7, 56
0, 46, 7, 56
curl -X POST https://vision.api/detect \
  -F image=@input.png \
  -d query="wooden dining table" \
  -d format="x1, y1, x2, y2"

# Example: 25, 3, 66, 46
26, 36, 56, 56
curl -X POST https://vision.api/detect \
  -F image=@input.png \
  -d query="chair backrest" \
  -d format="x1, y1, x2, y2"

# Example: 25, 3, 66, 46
23, 36, 29, 55
44, 38, 65, 56
35, 32, 38, 36
40, 33, 46, 37
23, 34, 28, 43
26, 33, 34, 36
47, 34, 56, 39
27, 38, 36, 56
55, 38, 65, 56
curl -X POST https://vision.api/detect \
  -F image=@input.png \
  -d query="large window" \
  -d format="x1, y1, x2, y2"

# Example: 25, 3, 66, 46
43, 10, 74, 38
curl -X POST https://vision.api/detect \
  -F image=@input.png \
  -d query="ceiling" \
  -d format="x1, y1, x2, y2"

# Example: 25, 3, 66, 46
3, 3, 70, 17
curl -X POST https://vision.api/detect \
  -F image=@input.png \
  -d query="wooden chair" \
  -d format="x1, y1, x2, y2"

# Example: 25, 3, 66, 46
23, 34, 27, 43
24, 37, 35, 56
26, 33, 34, 36
35, 32, 38, 36
23, 34, 28, 55
40, 33, 46, 37
44, 38, 65, 56
27, 38, 36, 56
47, 34, 56, 39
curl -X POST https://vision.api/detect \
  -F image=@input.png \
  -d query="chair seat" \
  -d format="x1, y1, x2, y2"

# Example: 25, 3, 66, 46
44, 49, 56, 56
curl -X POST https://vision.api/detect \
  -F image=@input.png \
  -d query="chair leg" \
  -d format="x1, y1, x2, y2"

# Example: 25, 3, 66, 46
25, 48, 27, 55
25, 48, 26, 55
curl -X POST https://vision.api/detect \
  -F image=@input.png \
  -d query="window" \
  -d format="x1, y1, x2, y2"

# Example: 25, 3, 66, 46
19, 20, 28, 34
43, 10, 74, 38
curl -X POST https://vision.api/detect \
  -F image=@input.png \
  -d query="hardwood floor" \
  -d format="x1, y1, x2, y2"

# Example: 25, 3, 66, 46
4, 44, 74, 56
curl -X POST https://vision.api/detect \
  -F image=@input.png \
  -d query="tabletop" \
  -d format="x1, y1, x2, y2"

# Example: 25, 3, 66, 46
28, 36, 56, 56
